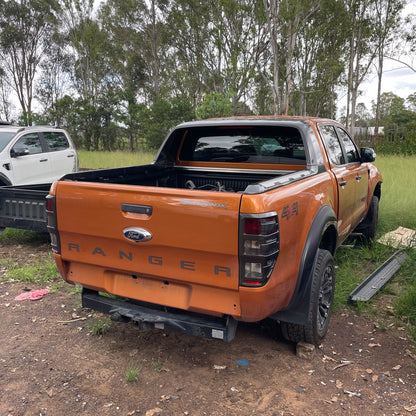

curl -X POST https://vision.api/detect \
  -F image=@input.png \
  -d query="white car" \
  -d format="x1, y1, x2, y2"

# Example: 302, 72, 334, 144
0, 125, 79, 186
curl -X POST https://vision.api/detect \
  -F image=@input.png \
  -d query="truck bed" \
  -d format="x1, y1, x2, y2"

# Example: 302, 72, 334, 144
0, 183, 51, 233
61, 164, 291, 193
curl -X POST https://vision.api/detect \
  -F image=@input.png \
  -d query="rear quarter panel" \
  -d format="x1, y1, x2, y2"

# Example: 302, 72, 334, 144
238, 170, 336, 321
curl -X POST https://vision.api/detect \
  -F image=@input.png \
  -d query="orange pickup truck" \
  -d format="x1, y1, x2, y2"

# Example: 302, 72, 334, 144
47, 116, 382, 345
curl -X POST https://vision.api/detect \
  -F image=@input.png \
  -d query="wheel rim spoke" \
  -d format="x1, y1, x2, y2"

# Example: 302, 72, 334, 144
317, 265, 334, 329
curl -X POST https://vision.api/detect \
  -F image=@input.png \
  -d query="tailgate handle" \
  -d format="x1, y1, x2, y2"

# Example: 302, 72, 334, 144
122, 203, 153, 215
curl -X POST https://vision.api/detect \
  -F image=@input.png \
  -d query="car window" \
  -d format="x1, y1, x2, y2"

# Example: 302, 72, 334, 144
0, 131, 17, 152
319, 125, 344, 165
43, 131, 70, 152
178, 126, 306, 165
336, 127, 360, 163
12, 133, 42, 155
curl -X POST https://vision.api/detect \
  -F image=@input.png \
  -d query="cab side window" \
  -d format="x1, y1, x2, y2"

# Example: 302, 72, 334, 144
12, 133, 42, 155
319, 125, 344, 165
336, 127, 360, 163
44, 132, 70, 152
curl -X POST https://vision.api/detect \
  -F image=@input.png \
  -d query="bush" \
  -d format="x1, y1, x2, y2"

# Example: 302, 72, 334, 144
369, 136, 416, 156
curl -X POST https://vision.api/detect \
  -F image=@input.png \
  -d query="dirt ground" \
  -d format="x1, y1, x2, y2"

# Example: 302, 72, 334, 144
1, 239, 416, 416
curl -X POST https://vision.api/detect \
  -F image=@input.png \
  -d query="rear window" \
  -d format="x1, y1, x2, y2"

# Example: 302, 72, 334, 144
44, 131, 70, 152
178, 126, 306, 165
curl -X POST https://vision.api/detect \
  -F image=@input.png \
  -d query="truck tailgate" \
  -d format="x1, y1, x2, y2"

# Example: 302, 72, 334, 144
54, 182, 242, 294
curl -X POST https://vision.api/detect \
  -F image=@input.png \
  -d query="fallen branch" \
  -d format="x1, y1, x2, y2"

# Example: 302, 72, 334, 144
57, 317, 87, 324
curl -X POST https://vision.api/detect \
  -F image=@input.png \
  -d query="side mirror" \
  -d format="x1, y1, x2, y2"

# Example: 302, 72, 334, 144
11, 146, 30, 157
360, 147, 376, 163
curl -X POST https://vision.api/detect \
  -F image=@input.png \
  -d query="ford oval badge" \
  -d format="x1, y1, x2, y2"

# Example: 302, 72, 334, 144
123, 227, 152, 242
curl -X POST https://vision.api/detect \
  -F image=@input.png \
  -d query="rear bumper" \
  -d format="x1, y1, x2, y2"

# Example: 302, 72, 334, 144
82, 288, 238, 342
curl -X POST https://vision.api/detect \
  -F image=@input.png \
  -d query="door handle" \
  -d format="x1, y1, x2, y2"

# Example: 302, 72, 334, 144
356, 175, 362, 181
67, 154, 75, 158
339, 181, 347, 187
40, 158, 48, 162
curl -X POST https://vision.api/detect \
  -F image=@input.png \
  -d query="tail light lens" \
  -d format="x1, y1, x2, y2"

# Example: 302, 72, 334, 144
239, 212, 279, 287
46, 195, 61, 254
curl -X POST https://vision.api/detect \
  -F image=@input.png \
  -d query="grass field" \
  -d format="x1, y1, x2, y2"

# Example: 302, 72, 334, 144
334, 155, 416, 332
374, 155, 416, 231
78, 149, 156, 170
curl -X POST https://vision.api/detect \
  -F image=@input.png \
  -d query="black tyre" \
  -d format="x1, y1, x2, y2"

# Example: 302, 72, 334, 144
355, 195, 379, 242
280, 249, 335, 345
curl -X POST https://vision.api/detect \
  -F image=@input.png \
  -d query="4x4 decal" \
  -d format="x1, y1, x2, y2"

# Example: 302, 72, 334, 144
282, 202, 298, 220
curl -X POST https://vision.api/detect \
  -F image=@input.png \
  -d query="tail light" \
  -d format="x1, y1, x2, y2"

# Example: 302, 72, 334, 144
46, 195, 61, 254
239, 212, 279, 287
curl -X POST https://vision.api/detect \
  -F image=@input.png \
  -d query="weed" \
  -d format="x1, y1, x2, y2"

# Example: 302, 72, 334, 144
125, 362, 142, 382
152, 361, 165, 372
68, 284, 83, 295
87, 318, 112, 336
48, 280, 66, 293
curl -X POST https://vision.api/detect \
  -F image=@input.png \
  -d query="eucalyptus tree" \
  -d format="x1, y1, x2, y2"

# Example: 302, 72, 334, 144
209, 0, 267, 111
59, 0, 119, 150
293, 0, 348, 117
98, 0, 149, 150
0, 67, 13, 122
262, 0, 326, 116
167, 0, 222, 105
167, 0, 266, 113
372, 0, 406, 134
262, 0, 282, 114
0, 0, 60, 125
373, 91, 416, 137
344, 0, 380, 136
35, 33, 73, 125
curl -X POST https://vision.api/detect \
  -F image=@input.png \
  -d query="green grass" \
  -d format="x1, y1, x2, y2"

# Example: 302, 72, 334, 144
374, 155, 416, 231
125, 362, 142, 382
151, 361, 165, 372
0, 255, 59, 286
334, 155, 416, 335
0, 228, 50, 245
78, 149, 156, 170
87, 318, 112, 335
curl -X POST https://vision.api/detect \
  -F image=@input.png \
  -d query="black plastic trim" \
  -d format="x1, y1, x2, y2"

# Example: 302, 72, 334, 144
121, 203, 153, 215
270, 205, 337, 324
0, 173, 12, 186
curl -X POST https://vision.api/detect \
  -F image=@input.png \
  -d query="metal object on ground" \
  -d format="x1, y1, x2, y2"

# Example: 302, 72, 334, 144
349, 250, 407, 303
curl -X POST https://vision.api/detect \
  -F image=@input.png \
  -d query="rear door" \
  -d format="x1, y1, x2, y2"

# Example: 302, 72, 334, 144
335, 126, 369, 222
319, 124, 368, 240
42, 131, 77, 180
